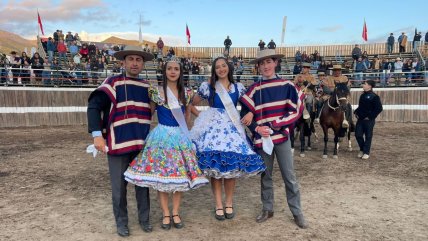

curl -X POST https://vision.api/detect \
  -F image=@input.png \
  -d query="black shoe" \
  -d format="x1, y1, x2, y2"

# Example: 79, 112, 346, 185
117, 225, 129, 237
172, 214, 184, 229
293, 214, 309, 229
140, 222, 153, 233
161, 216, 171, 230
214, 208, 225, 221
225, 206, 235, 219
256, 210, 274, 223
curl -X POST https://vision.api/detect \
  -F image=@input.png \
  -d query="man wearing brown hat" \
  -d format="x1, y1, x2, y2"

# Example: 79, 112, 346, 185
87, 46, 154, 237
324, 65, 352, 128
294, 62, 318, 121
240, 49, 308, 229
354, 80, 383, 160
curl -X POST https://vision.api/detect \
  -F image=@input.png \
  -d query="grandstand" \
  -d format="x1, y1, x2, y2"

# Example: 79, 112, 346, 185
1, 36, 427, 88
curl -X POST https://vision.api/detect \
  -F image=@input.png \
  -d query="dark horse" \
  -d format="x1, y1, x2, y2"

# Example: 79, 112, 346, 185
319, 82, 352, 159
290, 87, 317, 157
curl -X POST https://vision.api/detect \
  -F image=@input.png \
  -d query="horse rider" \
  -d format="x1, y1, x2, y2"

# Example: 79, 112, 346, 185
294, 62, 318, 122
320, 64, 353, 129
314, 71, 327, 123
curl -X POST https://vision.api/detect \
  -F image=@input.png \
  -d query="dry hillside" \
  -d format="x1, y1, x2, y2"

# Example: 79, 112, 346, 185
0, 30, 37, 55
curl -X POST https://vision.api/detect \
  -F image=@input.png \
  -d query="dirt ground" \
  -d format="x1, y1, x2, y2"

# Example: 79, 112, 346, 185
0, 122, 427, 241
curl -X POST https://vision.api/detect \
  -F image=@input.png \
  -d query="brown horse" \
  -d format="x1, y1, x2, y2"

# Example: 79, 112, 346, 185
319, 82, 352, 159
290, 86, 317, 157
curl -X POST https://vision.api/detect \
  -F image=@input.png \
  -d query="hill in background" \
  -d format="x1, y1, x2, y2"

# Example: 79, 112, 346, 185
0, 30, 37, 55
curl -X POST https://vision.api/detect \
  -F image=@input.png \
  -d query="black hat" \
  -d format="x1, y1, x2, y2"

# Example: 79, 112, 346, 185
366, 80, 376, 88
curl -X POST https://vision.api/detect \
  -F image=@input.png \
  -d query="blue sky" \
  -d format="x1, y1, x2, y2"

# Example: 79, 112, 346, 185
0, 0, 426, 46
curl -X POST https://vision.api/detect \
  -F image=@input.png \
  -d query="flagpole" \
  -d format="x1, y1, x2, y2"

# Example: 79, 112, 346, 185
37, 8, 40, 37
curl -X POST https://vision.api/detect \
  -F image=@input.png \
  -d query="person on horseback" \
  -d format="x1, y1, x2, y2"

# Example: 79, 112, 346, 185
294, 62, 318, 122
321, 64, 353, 129
314, 71, 327, 123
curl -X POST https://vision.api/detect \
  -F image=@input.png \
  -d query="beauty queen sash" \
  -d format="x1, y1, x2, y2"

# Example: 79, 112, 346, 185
166, 86, 190, 136
215, 82, 247, 140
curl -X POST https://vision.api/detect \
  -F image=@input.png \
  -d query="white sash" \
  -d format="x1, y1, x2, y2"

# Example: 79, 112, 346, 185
166, 86, 189, 136
215, 81, 247, 140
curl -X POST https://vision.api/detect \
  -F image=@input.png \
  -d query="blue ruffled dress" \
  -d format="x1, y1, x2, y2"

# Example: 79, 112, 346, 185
190, 82, 266, 179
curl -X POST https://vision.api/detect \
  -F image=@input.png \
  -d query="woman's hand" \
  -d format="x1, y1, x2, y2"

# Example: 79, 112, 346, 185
241, 112, 253, 126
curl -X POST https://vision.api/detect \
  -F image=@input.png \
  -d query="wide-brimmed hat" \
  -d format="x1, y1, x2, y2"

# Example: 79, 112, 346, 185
317, 71, 326, 75
249, 49, 284, 64
396, 57, 401, 61
113, 45, 154, 61
329, 64, 344, 70
302, 62, 311, 68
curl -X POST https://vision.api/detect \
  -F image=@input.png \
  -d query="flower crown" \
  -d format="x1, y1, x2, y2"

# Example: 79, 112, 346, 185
167, 56, 182, 64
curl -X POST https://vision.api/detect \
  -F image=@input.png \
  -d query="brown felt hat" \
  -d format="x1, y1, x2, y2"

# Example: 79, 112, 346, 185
113, 45, 154, 61
249, 49, 284, 64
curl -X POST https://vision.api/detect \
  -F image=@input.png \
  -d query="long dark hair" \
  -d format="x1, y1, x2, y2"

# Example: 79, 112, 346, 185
162, 61, 186, 107
209, 57, 234, 106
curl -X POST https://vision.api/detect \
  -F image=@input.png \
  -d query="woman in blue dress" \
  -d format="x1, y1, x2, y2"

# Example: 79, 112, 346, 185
190, 57, 265, 220
125, 58, 208, 230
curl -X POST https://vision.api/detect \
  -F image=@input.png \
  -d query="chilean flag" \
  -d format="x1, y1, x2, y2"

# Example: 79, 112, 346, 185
186, 24, 191, 45
362, 19, 368, 42
38, 11, 45, 35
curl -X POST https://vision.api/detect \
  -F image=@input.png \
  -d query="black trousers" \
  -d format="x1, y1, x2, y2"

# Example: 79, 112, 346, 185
355, 119, 375, 155
107, 151, 150, 227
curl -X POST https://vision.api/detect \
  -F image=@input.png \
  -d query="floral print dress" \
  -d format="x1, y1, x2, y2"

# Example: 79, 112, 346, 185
124, 86, 208, 192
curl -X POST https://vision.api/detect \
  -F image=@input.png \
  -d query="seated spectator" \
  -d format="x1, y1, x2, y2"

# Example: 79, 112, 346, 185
293, 61, 302, 75
20, 52, 31, 84
42, 57, 51, 85
74, 33, 82, 47
267, 39, 276, 49
69, 41, 79, 57
79, 44, 89, 61
301, 51, 310, 62
235, 61, 244, 82
31, 52, 44, 82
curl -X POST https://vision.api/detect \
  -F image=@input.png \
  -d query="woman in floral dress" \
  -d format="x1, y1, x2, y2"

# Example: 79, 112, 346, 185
124, 59, 208, 230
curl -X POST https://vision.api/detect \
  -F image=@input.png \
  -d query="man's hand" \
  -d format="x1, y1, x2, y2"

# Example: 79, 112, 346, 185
241, 112, 253, 126
256, 126, 272, 137
94, 136, 107, 153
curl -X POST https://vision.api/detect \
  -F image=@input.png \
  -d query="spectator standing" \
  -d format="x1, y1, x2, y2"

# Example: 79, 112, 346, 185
156, 37, 164, 54
387, 33, 394, 54
354, 80, 383, 160
267, 39, 276, 49
47, 37, 55, 63
65, 31, 74, 46
258, 39, 266, 50
57, 40, 67, 66
224, 35, 232, 56
398, 32, 407, 53
425, 31, 428, 45
354, 57, 368, 85
394, 57, 403, 86
9, 51, 20, 83
413, 31, 422, 52
352, 44, 362, 61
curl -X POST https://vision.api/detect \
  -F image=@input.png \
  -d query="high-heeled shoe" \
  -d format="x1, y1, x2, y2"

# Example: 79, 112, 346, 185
214, 208, 225, 221
225, 206, 235, 219
172, 214, 184, 229
160, 215, 171, 230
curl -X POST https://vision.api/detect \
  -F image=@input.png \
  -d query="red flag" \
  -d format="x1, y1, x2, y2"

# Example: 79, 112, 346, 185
37, 11, 45, 35
186, 24, 191, 45
362, 19, 368, 42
